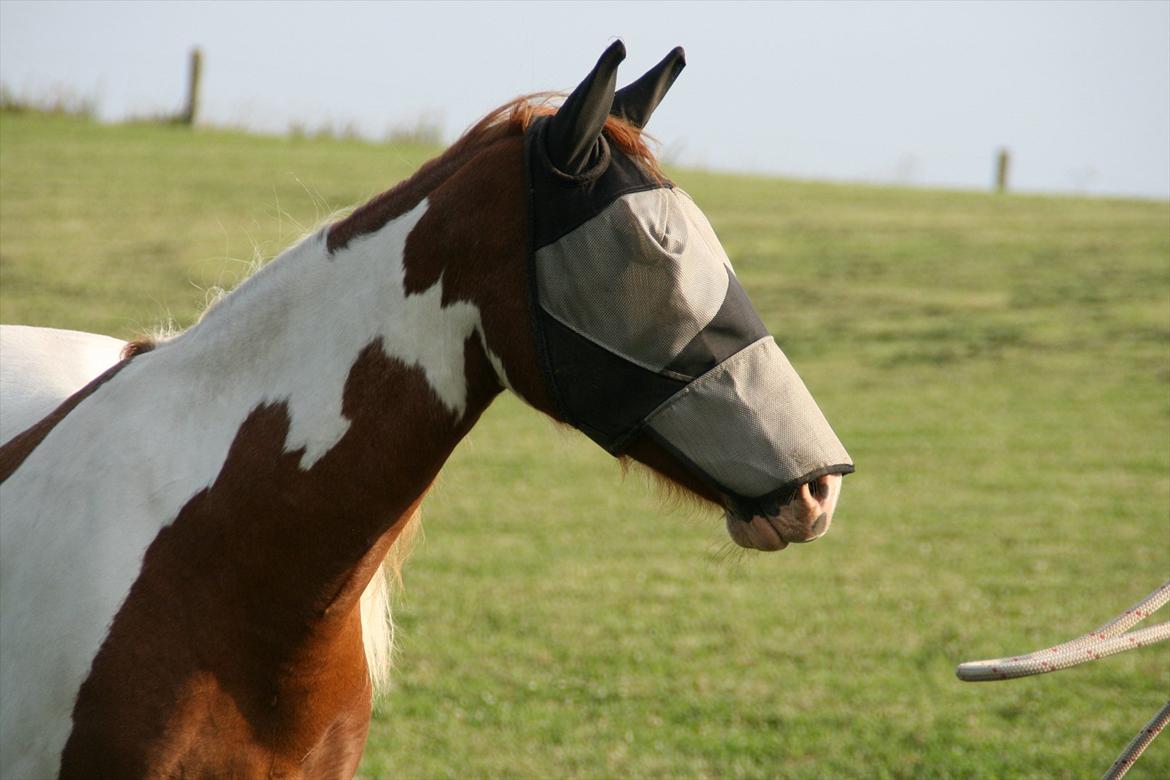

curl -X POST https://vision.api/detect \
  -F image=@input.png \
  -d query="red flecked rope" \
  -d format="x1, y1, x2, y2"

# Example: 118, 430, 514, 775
1101, 701, 1170, 780
956, 580, 1170, 779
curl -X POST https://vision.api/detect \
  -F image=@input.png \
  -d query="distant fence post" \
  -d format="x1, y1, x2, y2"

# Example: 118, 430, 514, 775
180, 48, 202, 126
995, 147, 1010, 193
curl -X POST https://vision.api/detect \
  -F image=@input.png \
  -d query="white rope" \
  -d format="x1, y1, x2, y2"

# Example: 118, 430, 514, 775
1101, 700, 1170, 780
956, 579, 1170, 776
955, 621, 1170, 681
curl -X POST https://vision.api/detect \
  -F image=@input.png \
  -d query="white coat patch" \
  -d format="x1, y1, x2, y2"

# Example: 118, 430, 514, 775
0, 326, 126, 443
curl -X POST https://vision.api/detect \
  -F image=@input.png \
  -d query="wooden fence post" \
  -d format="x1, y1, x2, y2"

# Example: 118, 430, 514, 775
995, 147, 1010, 193
180, 48, 202, 126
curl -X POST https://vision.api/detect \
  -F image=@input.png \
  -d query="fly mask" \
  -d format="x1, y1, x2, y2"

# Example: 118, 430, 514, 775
525, 42, 854, 521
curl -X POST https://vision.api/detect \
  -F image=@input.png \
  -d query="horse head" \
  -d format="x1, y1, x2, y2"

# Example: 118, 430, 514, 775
530, 43, 853, 550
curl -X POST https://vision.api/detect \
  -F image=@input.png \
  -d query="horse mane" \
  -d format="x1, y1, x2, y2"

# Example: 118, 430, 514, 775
120, 340, 156, 360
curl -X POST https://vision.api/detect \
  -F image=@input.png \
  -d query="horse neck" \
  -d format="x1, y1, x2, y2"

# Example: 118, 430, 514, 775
136, 194, 508, 661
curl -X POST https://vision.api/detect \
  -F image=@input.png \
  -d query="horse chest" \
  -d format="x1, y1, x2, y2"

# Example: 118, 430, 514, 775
60, 608, 373, 778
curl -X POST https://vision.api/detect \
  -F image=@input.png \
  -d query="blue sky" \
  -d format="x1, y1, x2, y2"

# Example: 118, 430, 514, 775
2, 0, 1167, 198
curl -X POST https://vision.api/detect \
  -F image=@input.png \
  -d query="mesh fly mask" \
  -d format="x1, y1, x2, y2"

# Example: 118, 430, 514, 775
525, 43, 854, 521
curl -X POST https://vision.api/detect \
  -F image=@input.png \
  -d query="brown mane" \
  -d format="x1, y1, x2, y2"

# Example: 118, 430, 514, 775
326, 94, 663, 254
120, 339, 156, 359
447, 92, 664, 177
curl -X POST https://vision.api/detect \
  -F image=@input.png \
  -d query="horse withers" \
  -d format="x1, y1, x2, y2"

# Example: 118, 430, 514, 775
0, 43, 852, 777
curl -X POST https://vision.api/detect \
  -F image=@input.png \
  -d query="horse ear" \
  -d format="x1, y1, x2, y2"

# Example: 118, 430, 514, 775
545, 40, 626, 175
611, 46, 686, 129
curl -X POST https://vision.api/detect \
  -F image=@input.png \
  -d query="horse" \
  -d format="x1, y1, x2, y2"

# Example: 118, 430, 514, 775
0, 43, 853, 777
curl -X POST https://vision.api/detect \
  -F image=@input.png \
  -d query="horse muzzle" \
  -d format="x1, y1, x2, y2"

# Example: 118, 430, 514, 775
724, 473, 842, 552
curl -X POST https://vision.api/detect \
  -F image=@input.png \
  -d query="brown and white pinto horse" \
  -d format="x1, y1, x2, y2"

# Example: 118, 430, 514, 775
0, 46, 844, 777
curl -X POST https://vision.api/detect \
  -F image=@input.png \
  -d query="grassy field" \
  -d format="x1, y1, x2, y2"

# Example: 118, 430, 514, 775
1, 112, 1167, 779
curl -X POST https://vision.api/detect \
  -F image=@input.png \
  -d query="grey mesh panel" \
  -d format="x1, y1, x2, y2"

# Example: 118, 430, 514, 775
675, 189, 735, 274
536, 188, 731, 371
645, 337, 852, 498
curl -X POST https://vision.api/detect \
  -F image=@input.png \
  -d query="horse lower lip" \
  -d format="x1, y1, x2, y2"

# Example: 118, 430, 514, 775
764, 513, 828, 544
725, 513, 787, 551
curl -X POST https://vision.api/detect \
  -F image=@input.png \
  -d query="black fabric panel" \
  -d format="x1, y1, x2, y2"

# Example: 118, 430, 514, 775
541, 312, 685, 452
522, 125, 568, 421
544, 41, 626, 175
665, 268, 770, 379
611, 47, 686, 129
528, 116, 669, 251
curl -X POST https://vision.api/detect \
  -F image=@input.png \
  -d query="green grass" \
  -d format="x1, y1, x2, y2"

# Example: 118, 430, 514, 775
2, 113, 1168, 779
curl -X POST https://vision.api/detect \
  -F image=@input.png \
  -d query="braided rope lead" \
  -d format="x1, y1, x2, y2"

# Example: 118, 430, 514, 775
956, 580, 1170, 779
1101, 701, 1170, 780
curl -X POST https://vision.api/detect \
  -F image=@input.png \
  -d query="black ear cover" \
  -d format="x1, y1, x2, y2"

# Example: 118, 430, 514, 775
544, 40, 626, 175
611, 46, 686, 129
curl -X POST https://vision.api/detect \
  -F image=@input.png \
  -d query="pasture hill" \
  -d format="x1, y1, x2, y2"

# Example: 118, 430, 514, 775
1, 110, 1167, 779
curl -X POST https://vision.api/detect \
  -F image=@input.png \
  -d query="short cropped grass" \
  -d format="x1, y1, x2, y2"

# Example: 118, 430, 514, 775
2, 112, 1167, 779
